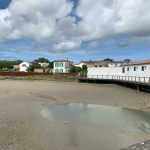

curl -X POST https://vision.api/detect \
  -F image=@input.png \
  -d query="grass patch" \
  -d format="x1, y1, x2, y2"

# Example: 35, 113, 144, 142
0, 74, 77, 82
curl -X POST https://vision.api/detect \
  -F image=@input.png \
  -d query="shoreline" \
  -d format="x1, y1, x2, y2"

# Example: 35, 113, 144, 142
0, 80, 149, 150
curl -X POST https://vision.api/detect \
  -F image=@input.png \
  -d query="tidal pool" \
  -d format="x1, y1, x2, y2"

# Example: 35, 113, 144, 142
41, 103, 150, 150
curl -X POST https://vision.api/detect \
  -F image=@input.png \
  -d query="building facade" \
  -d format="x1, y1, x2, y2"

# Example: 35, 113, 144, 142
122, 60, 150, 77
87, 59, 150, 78
19, 62, 31, 72
53, 59, 73, 73
38, 62, 49, 68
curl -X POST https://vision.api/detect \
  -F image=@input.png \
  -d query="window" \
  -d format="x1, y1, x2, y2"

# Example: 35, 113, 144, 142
22, 64, 26, 67
141, 66, 146, 71
127, 67, 130, 71
134, 67, 137, 71
122, 67, 125, 73
60, 69, 63, 73
55, 63, 58, 67
55, 69, 59, 73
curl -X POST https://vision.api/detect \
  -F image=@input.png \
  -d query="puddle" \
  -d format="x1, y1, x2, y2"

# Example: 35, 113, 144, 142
41, 103, 150, 150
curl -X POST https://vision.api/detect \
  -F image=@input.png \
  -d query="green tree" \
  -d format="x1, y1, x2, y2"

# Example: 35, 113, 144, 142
27, 63, 41, 72
13, 60, 23, 65
69, 66, 82, 73
104, 58, 113, 61
48, 62, 54, 68
0, 61, 14, 71
69, 66, 76, 73
124, 59, 131, 63
34, 57, 49, 63
82, 65, 87, 72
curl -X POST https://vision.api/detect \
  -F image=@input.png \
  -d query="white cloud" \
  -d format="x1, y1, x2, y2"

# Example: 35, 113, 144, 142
0, 0, 150, 51
0, 0, 73, 41
53, 41, 81, 52
77, 0, 150, 39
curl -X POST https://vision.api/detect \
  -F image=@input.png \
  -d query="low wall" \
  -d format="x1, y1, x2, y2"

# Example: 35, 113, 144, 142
0, 72, 76, 76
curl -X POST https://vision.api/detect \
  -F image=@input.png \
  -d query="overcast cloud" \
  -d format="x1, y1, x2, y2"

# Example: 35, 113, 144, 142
0, 0, 150, 52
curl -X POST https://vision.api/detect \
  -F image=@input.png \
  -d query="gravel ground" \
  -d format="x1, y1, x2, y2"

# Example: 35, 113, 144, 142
121, 140, 150, 150
0, 80, 149, 150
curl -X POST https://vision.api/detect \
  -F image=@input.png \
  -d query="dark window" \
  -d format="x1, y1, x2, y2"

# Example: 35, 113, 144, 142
134, 67, 137, 71
22, 64, 26, 67
141, 66, 144, 71
122, 67, 125, 73
127, 67, 130, 71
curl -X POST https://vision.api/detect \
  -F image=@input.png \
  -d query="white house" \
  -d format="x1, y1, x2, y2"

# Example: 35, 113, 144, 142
75, 60, 111, 68
107, 61, 127, 67
87, 61, 126, 78
53, 59, 73, 73
38, 62, 49, 68
87, 59, 150, 78
19, 62, 32, 72
74, 60, 94, 68
122, 60, 150, 77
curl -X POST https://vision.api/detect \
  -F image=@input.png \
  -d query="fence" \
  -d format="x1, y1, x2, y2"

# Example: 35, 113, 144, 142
87, 75, 150, 84
0, 72, 77, 76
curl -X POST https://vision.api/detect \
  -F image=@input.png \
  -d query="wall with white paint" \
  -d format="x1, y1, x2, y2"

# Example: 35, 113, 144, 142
19, 62, 31, 72
87, 67, 122, 77
87, 64, 150, 78
122, 64, 150, 77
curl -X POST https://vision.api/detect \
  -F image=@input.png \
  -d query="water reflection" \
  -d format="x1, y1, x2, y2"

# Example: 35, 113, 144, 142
41, 103, 150, 150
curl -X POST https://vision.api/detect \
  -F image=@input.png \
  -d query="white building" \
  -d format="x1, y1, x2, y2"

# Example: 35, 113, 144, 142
19, 62, 32, 72
122, 60, 150, 77
87, 59, 150, 78
53, 59, 73, 73
87, 61, 125, 77
74, 60, 95, 68
38, 62, 49, 68
75, 60, 111, 68
107, 61, 127, 67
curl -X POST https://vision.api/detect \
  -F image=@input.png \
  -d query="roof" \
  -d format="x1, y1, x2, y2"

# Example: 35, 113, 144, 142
38, 62, 49, 64
123, 59, 150, 66
108, 61, 127, 64
80, 60, 100, 66
20, 61, 32, 65
53, 59, 73, 63
80, 60, 111, 67
92, 61, 110, 67
80, 60, 131, 67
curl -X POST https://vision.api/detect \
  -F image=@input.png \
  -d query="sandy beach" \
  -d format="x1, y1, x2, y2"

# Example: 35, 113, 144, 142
0, 80, 150, 150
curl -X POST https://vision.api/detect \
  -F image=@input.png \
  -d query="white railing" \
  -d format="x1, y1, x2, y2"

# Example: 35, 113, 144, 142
86, 75, 150, 84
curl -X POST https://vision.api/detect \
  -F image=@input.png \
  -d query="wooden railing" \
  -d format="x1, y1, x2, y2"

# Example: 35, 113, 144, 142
86, 75, 150, 84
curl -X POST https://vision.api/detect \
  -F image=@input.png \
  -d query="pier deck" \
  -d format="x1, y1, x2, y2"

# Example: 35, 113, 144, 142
78, 75, 150, 92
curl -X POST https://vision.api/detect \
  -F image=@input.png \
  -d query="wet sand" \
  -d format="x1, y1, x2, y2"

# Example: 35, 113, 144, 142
0, 80, 149, 150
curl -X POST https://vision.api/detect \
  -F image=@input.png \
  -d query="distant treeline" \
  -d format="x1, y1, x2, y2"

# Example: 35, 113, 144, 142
0, 60, 22, 71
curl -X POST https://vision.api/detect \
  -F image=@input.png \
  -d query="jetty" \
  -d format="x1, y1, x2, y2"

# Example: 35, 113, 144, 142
78, 75, 150, 92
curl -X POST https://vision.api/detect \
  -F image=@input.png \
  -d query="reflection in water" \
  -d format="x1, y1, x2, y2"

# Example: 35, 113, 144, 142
41, 103, 150, 150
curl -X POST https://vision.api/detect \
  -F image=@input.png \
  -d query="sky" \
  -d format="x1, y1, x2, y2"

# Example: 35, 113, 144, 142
0, 0, 150, 63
